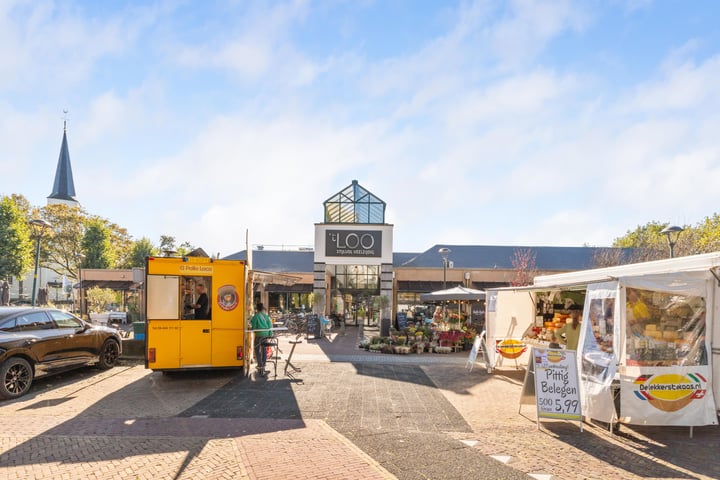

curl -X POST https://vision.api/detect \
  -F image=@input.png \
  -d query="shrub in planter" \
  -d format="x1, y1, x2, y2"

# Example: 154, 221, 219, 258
381, 344, 395, 354
370, 336, 384, 345
368, 344, 383, 352
397, 335, 407, 345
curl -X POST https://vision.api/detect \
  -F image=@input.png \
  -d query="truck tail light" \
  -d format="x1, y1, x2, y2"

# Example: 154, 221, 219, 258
236, 346, 244, 360
148, 348, 156, 363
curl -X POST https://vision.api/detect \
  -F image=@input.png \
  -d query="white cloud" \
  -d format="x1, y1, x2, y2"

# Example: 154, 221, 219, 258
172, 0, 320, 86
0, 1, 155, 93
624, 54, 720, 112
487, 0, 591, 67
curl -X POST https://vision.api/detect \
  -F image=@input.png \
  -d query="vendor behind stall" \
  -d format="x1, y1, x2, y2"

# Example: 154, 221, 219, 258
553, 309, 582, 350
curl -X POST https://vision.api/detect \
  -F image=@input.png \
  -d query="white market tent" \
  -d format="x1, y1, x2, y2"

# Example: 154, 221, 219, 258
420, 285, 486, 302
487, 252, 720, 428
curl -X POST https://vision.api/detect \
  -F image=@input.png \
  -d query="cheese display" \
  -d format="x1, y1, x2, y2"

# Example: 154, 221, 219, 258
625, 288, 707, 367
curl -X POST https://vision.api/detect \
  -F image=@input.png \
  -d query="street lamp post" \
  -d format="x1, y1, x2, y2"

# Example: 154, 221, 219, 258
438, 247, 451, 289
29, 219, 52, 307
75, 253, 85, 317
660, 225, 684, 258
438, 247, 451, 321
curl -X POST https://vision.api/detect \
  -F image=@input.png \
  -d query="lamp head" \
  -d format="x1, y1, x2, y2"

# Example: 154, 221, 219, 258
660, 225, 683, 236
660, 225, 684, 245
438, 247, 451, 261
29, 218, 52, 237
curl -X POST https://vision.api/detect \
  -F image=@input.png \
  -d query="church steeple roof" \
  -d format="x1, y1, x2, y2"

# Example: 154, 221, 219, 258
47, 121, 79, 206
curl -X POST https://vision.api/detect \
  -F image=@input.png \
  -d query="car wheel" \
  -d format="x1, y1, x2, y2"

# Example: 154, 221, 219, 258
0, 357, 34, 399
97, 339, 120, 369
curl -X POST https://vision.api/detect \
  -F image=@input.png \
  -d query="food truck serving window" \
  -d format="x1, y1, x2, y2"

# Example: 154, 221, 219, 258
625, 287, 707, 367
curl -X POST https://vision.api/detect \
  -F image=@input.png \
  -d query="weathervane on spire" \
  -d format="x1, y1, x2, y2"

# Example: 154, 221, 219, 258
62, 109, 69, 131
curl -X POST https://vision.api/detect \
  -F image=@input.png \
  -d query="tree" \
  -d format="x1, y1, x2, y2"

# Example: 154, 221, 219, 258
128, 237, 157, 267
510, 248, 537, 286
693, 213, 720, 254
82, 217, 115, 269
159, 235, 176, 253
177, 241, 195, 257
39, 203, 86, 278
591, 247, 642, 268
108, 221, 133, 268
0, 196, 34, 280
612, 221, 698, 260
85, 286, 118, 313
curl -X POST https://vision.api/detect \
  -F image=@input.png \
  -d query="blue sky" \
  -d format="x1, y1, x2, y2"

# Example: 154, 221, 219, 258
2, 0, 720, 257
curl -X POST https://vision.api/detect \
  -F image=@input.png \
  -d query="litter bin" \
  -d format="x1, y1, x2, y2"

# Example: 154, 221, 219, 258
133, 322, 146, 341
380, 317, 390, 337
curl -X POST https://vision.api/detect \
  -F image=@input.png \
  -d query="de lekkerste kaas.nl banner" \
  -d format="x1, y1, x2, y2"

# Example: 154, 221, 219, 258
620, 366, 718, 426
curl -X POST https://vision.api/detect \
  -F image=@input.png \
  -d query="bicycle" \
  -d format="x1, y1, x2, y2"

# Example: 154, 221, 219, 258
285, 314, 307, 336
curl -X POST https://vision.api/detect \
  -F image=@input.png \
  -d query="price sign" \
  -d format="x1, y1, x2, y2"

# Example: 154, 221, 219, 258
532, 348, 582, 421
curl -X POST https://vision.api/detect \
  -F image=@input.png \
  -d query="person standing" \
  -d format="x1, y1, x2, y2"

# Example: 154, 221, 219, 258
553, 310, 582, 350
189, 284, 210, 319
251, 302, 273, 376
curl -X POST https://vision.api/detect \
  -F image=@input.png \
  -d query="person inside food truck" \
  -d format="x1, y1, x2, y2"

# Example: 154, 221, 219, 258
188, 283, 210, 320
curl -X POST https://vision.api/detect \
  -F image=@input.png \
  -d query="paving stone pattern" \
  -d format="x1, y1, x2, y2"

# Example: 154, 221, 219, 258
182, 362, 528, 479
1, 326, 719, 479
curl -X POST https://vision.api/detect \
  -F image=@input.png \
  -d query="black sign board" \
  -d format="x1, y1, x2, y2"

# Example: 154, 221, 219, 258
325, 230, 382, 257
396, 312, 408, 330
306, 314, 321, 339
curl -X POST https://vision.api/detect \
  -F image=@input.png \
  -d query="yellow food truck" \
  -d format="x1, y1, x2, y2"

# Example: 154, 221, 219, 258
144, 256, 247, 371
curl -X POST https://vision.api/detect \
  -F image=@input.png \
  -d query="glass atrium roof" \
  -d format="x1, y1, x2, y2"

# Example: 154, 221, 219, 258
323, 180, 386, 224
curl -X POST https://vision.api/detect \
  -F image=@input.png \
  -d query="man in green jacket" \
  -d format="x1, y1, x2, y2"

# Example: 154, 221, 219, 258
251, 302, 273, 376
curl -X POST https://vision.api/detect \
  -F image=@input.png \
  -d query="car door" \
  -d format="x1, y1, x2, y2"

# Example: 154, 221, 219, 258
12, 311, 65, 367
48, 311, 97, 364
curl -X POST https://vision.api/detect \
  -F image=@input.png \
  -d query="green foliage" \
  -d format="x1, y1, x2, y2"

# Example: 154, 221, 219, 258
611, 216, 720, 260
694, 213, 720, 254
177, 241, 195, 256
39, 203, 85, 277
128, 237, 157, 267
159, 235, 176, 253
85, 286, 118, 313
108, 222, 133, 268
0, 196, 33, 279
82, 217, 115, 269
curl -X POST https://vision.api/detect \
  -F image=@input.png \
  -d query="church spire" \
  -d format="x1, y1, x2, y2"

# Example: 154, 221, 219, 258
47, 118, 79, 206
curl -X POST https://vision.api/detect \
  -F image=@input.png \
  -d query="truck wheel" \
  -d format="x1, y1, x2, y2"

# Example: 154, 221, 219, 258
97, 339, 120, 369
0, 357, 34, 399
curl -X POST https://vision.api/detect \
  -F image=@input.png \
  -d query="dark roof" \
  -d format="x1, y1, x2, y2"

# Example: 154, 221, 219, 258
223, 250, 314, 273
399, 245, 635, 271
225, 245, 632, 273
393, 252, 417, 265
47, 123, 78, 203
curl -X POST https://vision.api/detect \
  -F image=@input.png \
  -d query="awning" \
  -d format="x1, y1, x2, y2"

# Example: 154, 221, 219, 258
249, 270, 302, 287
420, 285, 486, 302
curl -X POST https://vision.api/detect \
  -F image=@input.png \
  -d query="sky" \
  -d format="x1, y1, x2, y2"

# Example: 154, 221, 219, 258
2, 0, 720, 257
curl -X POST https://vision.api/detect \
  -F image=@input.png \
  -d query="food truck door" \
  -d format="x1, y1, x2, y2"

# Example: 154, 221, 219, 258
180, 320, 212, 367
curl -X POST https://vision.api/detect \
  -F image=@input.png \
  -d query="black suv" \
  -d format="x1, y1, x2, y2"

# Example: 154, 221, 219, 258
0, 307, 122, 399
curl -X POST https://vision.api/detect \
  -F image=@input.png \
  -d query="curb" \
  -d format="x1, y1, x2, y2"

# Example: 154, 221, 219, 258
314, 420, 398, 479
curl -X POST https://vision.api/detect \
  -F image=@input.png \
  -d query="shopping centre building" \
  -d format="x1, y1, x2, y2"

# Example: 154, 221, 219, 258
225, 180, 631, 324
